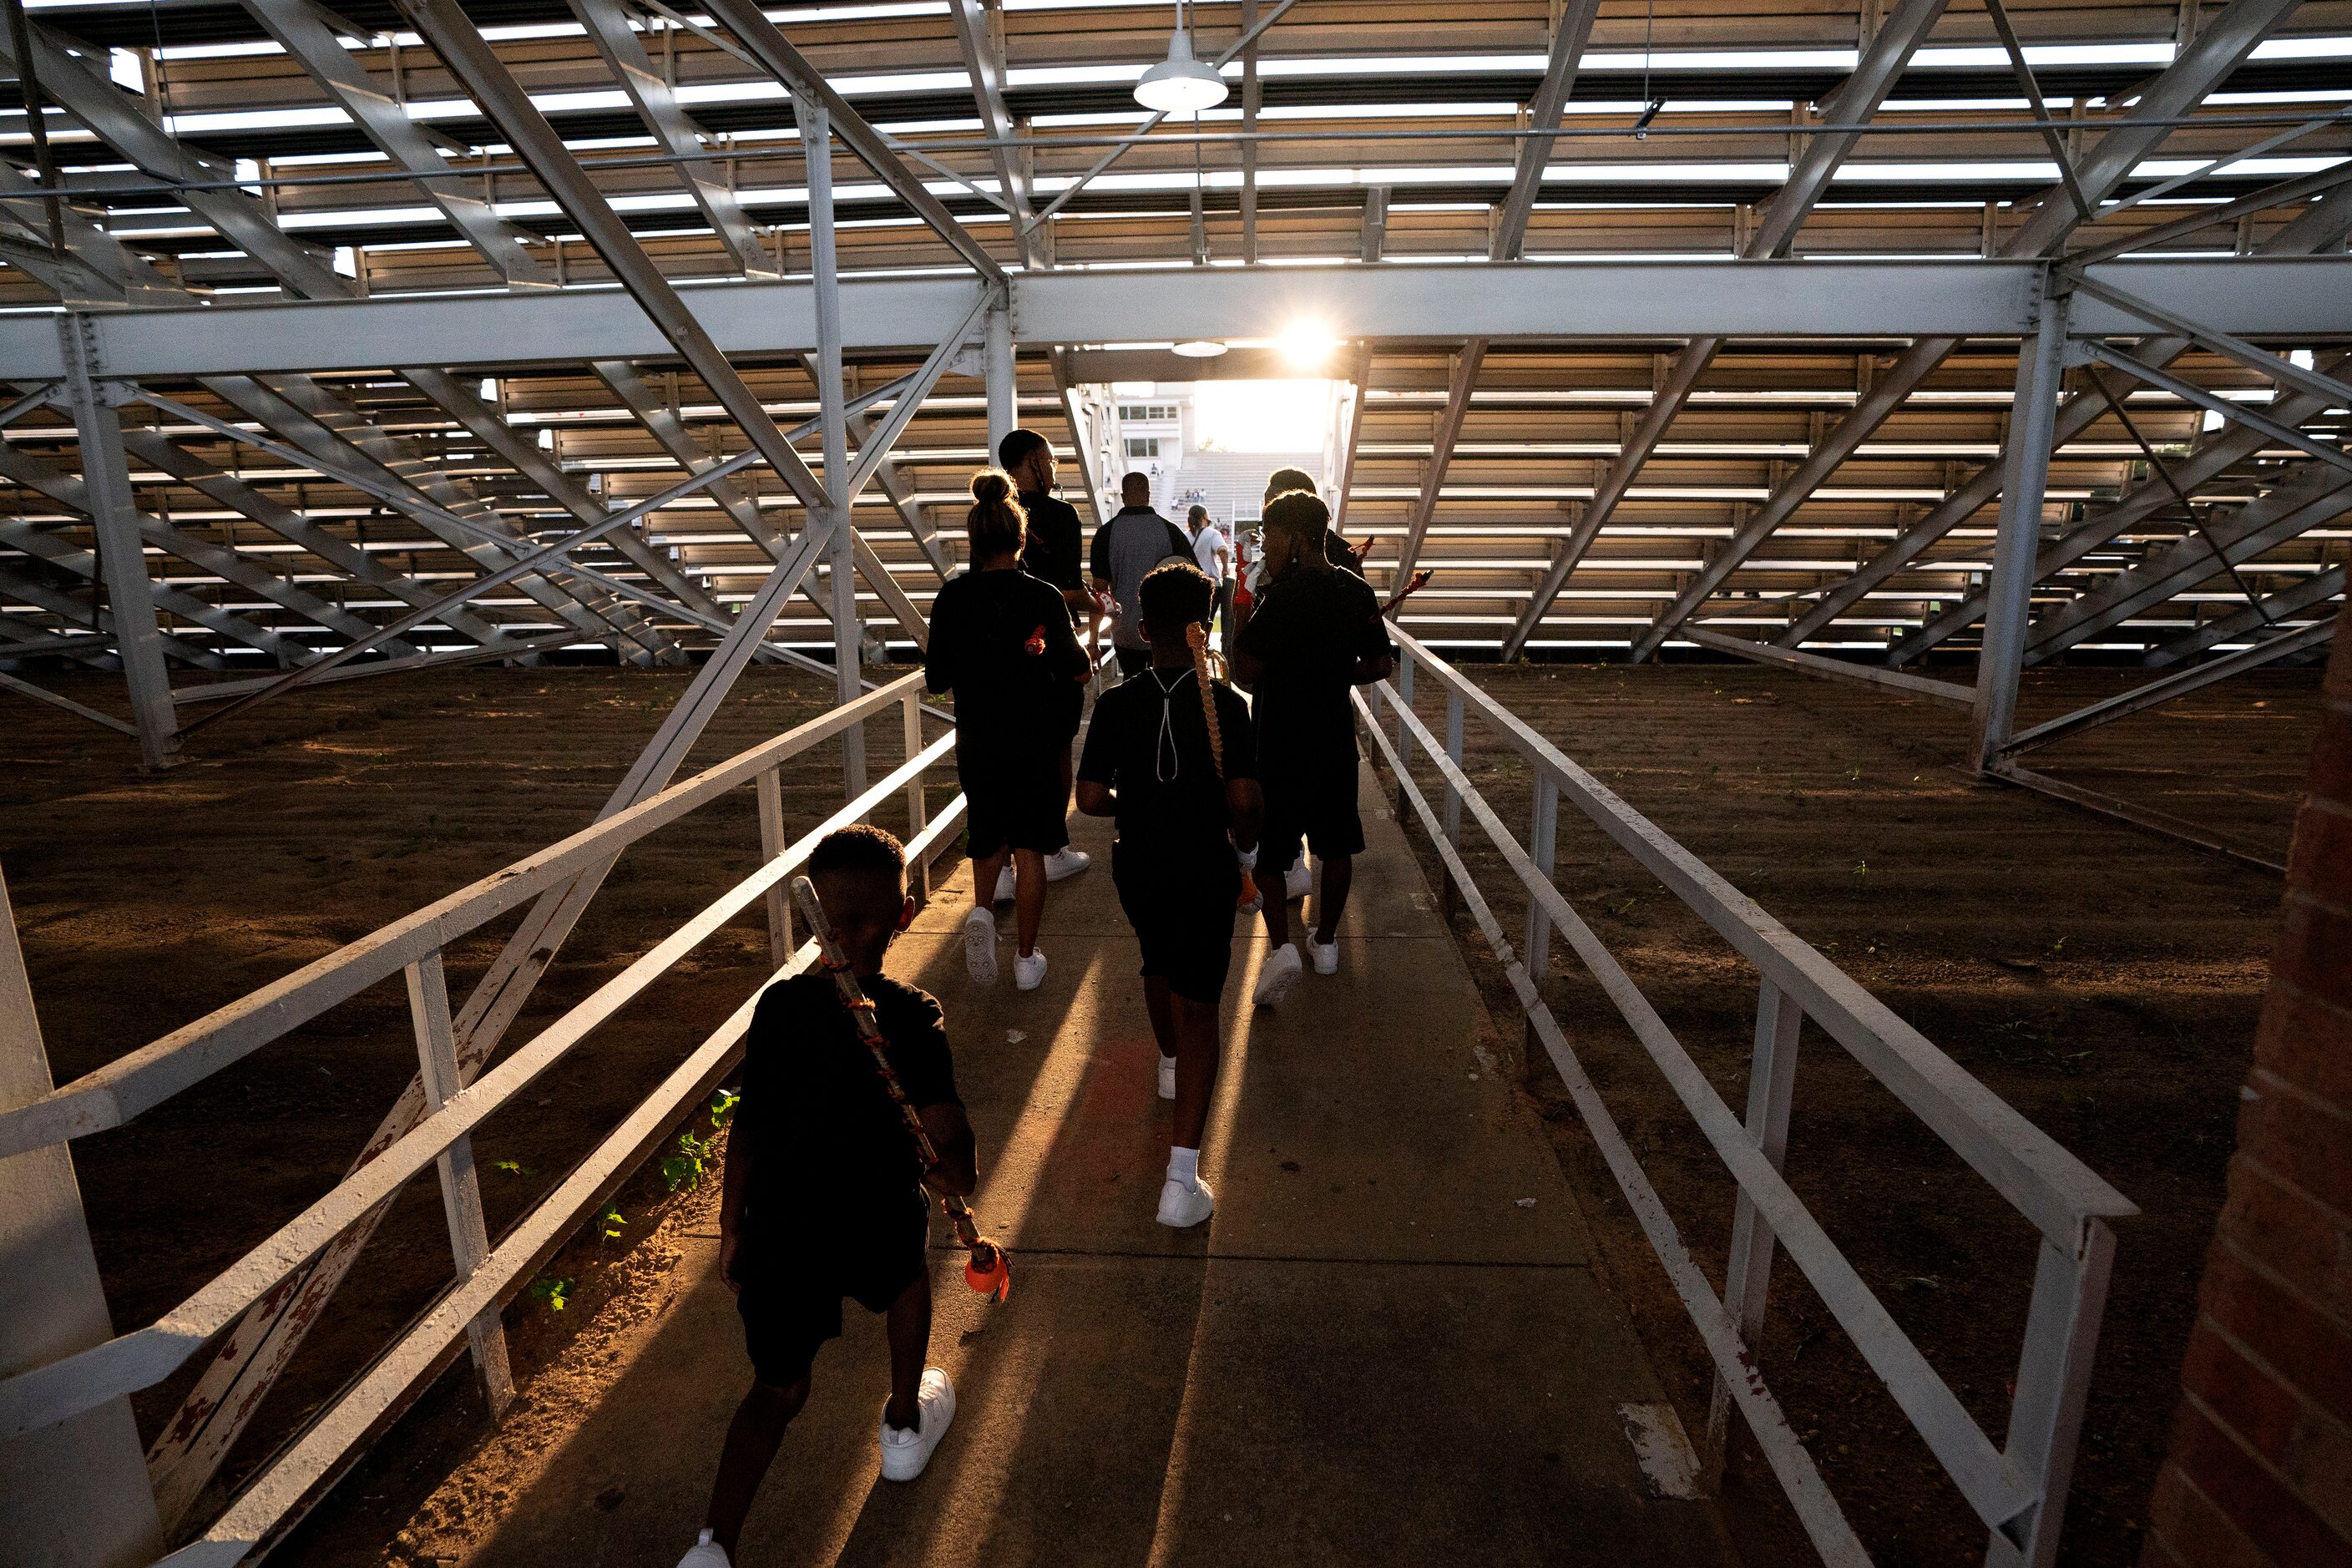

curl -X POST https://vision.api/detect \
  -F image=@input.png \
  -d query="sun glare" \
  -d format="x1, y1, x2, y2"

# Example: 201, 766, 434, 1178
1192, 379, 1336, 453
1276, 321, 1345, 370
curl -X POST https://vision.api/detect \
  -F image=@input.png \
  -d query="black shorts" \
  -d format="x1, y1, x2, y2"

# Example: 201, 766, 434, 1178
959, 743, 1068, 860
735, 1219, 927, 1388
1114, 844, 1242, 1004
1259, 763, 1365, 871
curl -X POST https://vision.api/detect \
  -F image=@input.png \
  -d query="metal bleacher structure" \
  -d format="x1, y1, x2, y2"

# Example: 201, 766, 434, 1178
0, 0, 2347, 1564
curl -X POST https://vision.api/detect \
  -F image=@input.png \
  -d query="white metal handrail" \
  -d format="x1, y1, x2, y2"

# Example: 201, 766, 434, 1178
0, 669, 931, 1162
0, 669, 969, 1564
1363, 628, 2133, 1568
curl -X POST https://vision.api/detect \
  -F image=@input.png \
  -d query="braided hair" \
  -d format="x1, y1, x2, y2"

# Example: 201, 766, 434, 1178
1185, 620, 1225, 778
1138, 561, 1222, 776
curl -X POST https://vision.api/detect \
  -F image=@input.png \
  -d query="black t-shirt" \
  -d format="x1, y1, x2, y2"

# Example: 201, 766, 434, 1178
1079, 666, 1257, 865
1237, 563, 1393, 782
1019, 489, 1086, 601
735, 972, 960, 1253
1324, 532, 1363, 577
924, 567, 1089, 755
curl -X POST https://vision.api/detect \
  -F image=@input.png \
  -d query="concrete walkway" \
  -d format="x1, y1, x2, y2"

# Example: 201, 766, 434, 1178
454, 764, 1735, 1566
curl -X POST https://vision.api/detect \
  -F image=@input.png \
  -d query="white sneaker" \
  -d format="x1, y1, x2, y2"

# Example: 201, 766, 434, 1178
1045, 846, 1092, 881
1252, 943, 1303, 1008
1014, 949, 1048, 990
677, 1530, 729, 1568
963, 907, 998, 985
1309, 937, 1339, 975
1157, 1054, 1177, 1100
1284, 856, 1313, 902
993, 863, 1016, 903
877, 1368, 957, 1482
1156, 1175, 1215, 1228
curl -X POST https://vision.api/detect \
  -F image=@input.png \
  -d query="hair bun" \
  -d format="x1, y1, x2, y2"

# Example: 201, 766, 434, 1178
971, 469, 1011, 504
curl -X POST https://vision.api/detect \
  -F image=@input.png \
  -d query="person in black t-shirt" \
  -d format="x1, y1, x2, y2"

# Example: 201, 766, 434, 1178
1232, 490, 1394, 1007
926, 471, 1091, 994
689, 827, 977, 1567
1079, 562, 1262, 1229
999, 427, 1096, 888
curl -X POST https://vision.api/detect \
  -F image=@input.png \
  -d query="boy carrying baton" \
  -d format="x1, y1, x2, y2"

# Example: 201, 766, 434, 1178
680, 826, 979, 1567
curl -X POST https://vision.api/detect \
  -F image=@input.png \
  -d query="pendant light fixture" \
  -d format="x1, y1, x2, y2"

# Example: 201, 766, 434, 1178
1135, 1, 1229, 113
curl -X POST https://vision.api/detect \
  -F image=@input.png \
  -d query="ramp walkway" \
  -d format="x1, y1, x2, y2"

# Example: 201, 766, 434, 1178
440, 763, 1733, 1566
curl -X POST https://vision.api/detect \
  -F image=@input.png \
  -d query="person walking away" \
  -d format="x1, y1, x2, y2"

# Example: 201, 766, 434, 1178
996, 428, 1095, 894
1258, 464, 1432, 615
1232, 489, 1394, 1005
1092, 472, 1193, 677
925, 471, 1091, 991
1077, 562, 1262, 1227
1186, 504, 1235, 642
679, 826, 978, 1568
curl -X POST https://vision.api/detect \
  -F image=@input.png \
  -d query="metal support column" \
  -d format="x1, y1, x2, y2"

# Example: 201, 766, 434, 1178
805, 101, 865, 798
59, 319, 178, 771
984, 295, 1017, 463
0, 863, 164, 1568
1970, 285, 2069, 772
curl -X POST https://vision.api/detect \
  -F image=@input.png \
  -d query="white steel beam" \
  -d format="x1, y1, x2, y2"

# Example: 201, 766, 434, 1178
9, 259, 2346, 380
2000, 618, 2336, 759
1393, 0, 1600, 579
944, 0, 1039, 267
1621, 0, 2309, 665
698, 0, 1004, 283
2149, 566, 2346, 666
244, 0, 554, 289
570, 0, 781, 278
1500, 0, 1953, 658
1889, 355, 2352, 664
2026, 461, 2352, 660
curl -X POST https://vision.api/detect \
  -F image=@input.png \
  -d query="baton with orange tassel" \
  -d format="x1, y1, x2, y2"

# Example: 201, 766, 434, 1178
787, 874, 1012, 1302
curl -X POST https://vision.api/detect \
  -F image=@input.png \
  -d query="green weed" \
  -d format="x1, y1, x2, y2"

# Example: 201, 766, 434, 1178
529, 1275, 574, 1312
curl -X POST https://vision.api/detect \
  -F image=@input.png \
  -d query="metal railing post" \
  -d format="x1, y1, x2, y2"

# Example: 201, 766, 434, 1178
756, 765, 792, 969
1522, 774, 1559, 981
1705, 974, 1804, 1479
404, 949, 514, 1414
1393, 645, 1414, 822
1439, 688, 1465, 913
1986, 1220, 2117, 1567
901, 692, 930, 903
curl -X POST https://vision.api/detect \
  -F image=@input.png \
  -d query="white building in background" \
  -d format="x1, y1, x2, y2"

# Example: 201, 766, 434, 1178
1095, 379, 1354, 535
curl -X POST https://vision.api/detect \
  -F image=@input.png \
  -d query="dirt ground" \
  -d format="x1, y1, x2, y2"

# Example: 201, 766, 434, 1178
0, 655, 2318, 1565
1383, 660, 2321, 1567
0, 661, 943, 1545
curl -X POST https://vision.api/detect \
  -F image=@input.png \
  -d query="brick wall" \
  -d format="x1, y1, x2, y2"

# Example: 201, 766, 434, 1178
2143, 608, 2352, 1567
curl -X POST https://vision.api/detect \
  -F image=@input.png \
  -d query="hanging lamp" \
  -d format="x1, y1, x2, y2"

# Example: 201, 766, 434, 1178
1134, 2, 1228, 113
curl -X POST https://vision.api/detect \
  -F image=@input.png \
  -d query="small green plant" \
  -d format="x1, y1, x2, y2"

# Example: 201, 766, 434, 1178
1849, 763, 1862, 781
660, 1128, 718, 1192
2048, 935, 2069, 957
598, 1205, 626, 1240
529, 1275, 574, 1312
492, 1159, 533, 1177
709, 1089, 739, 1130
1852, 859, 1869, 887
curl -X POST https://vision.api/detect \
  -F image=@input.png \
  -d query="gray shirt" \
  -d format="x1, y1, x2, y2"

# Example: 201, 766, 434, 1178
1090, 505, 1192, 650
